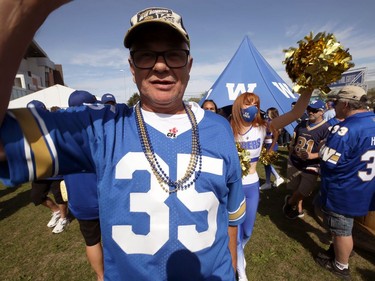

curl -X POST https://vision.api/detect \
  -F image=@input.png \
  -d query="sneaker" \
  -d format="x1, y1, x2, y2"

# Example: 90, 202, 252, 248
52, 218, 68, 234
47, 211, 61, 228
282, 195, 303, 219
273, 177, 285, 187
259, 183, 272, 190
315, 256, 351, 280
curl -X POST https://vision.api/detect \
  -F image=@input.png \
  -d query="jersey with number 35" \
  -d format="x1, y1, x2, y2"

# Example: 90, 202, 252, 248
0, 102, 245, 280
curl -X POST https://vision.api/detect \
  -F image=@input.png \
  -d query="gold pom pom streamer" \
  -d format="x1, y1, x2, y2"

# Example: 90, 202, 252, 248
283, 32, 354, 94
259, 147, 279, 166
236, 142, 251, 178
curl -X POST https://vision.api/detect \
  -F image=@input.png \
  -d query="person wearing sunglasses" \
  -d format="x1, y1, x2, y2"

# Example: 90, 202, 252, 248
0, 4, 246, 280
283, 99, 330, 220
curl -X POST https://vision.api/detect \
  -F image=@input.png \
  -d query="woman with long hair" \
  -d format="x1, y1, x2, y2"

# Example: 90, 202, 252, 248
230, 90, 312, 280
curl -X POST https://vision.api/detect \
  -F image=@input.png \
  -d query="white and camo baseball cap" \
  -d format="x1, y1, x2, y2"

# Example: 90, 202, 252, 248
124, 7, 190, 48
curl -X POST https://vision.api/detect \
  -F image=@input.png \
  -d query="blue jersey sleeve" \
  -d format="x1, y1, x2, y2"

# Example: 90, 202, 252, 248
0, 104, 127, 186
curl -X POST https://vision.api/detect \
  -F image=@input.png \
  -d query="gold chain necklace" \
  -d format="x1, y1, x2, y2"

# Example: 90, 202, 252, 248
134, 103, 202, 193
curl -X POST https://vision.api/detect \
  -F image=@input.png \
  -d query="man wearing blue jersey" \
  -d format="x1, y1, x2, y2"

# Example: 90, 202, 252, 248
315, 86, 375, 280
0, 2, 246, 280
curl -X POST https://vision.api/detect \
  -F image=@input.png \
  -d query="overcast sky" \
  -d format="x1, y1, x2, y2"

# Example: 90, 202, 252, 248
34, 0, 375, 103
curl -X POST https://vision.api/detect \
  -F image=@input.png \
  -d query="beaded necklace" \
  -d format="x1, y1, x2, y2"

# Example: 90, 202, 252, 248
134, 102, 202, 193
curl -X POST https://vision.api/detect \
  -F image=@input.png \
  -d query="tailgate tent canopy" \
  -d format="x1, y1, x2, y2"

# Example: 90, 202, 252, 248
8, 84, 76, 109
200, 36, 298, 135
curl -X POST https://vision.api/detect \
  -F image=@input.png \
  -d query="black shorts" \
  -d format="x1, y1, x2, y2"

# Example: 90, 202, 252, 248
78, 219, 101, 246
30, 179, 64, 206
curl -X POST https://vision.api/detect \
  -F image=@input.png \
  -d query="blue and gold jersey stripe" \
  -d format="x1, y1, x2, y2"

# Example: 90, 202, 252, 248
11, 109, 54, 179
229, 198, 246, 223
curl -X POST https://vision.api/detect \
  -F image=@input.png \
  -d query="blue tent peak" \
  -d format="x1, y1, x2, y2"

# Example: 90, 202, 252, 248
200, 35, 298, 135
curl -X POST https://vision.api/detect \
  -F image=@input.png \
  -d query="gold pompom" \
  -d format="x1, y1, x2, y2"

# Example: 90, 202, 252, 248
236, 142, 251, 178
260, 147, 279, 166
283, 32, 354, 94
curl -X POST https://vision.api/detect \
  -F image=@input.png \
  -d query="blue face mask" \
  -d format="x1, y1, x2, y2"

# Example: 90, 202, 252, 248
241, 106, 258, 123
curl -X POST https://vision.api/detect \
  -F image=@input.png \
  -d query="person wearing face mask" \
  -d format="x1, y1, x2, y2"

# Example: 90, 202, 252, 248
230, 91, 313, 280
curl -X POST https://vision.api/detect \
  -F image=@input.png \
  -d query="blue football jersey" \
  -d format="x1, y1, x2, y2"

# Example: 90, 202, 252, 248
319, 111, 375, 216
63, 172, 99, 220
0, 102, 245, 280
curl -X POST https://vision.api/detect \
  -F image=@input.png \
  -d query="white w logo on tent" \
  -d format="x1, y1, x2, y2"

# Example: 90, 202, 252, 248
223, 82, 295, 101
226, 83, 257, 100
272, 82, 296, 99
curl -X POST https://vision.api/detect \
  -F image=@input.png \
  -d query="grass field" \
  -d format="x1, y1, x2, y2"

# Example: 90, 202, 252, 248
0, 147, 374, 280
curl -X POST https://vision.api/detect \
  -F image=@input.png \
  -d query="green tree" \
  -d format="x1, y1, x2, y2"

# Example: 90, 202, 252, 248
127, 92, 140, 107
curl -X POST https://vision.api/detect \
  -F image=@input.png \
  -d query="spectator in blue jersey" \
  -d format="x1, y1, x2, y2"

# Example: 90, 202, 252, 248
315, 86, 375, 280
283, 99, 330, 219
0, 4, 247, 280
323, 100, 336, 121
64, 90, 103, 281
259, 107, 285, 190
101, 93, 117, 106
27, 100, 69, 234
230, 91, 313, 280
201, 99, 218, 113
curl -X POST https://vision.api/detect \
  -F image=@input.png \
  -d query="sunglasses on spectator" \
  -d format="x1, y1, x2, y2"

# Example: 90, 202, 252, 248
130, 49, 190, 69
307, 108, 321, 113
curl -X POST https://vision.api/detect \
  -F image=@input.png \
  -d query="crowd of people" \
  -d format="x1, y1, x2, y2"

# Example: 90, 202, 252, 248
0, 2, 374, 281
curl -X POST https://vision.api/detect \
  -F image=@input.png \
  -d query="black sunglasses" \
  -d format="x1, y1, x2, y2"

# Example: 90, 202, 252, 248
307, 108, 320, 113
130, 49, 190, 69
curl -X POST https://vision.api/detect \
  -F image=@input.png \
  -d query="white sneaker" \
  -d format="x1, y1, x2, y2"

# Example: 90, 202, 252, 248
52, 218, 68, 234
273, 177, 285, 187
259, 183, 272, 190
47, 211, 61, 228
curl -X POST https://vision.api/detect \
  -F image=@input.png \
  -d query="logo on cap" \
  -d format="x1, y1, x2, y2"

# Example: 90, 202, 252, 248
124, 7, 190, 48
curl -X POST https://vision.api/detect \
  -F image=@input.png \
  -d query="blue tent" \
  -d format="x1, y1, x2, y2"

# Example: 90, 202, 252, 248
200, 36, 298, 135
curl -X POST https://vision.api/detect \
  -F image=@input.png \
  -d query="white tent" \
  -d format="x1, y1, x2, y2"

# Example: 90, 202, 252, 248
8, 84, 76, 109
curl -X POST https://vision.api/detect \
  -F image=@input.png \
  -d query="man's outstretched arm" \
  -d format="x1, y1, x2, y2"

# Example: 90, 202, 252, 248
0, 0, 71, 124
